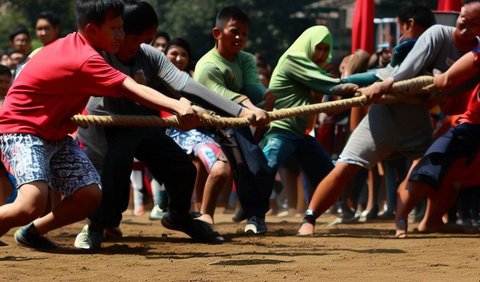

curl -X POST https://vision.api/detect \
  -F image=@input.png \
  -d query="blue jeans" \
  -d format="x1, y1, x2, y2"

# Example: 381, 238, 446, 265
262, 128, 334, 193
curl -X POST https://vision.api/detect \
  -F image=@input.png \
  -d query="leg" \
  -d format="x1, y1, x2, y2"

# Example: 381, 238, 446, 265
33, 184, 101, 234
0, 181, 49, 236
192, 158, 207, 213
0, 170, 13, 206
130, 168, 145, 216
199, 159, 232, 224
298, 162, 360, 235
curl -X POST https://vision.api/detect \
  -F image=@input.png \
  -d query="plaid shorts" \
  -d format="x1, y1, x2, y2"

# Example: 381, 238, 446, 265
0, 133, 101, 198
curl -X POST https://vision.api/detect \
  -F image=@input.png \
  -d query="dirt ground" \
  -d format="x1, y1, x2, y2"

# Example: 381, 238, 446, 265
1, 208, 479, 282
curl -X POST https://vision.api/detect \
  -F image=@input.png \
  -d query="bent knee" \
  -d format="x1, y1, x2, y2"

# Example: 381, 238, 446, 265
72, 184, 102, 211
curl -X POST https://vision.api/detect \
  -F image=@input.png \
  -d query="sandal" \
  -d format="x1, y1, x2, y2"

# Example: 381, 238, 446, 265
395, 219, 408, 239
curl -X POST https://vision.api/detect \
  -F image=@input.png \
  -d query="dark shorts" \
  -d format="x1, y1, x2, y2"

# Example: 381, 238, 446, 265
409, 123, 480, 190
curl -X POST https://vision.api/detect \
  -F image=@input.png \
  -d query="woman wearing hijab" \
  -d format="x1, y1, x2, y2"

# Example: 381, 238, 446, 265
261, 25, 357, 212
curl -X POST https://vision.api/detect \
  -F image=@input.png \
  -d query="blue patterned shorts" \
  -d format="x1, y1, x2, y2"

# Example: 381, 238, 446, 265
0, 133, 101, 198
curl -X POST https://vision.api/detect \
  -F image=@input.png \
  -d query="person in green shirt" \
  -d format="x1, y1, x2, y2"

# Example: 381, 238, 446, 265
194, 6, 274, 235
261, 25, 357, 217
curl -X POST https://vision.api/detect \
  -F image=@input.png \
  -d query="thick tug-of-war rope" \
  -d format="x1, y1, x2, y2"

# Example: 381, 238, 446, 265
72, 76, 435, 128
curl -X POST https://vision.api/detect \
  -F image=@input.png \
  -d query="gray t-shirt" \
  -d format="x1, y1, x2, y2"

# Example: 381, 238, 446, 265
78, 44, 242, 170
339, 25, 475, 168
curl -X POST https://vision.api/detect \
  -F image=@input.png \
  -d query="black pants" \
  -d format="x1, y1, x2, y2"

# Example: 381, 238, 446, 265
89, 126, 196, 228
218, 127, 274, 218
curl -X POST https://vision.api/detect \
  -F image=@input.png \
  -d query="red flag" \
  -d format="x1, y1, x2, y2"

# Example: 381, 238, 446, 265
351, 0, 375, 54
437, 0, 461, 12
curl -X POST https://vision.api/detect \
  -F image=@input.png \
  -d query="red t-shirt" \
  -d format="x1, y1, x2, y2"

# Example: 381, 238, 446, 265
0, 32, 127, 140
457, 47, 480, 124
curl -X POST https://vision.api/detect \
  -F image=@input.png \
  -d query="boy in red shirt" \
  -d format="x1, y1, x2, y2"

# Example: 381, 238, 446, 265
0, 0, 200, 249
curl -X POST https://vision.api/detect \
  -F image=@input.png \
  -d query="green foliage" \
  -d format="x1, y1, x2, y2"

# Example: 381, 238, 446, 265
152, 0, 319, 66
0, 0, 335, 66
0, 0, 76, 52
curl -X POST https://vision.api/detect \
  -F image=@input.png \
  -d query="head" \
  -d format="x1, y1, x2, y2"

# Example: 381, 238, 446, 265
0, 53, 10, 67
117, 0, 158, 61
75, 0, 125, 53
8, 50, 25, 70
151, 31, 170, 52
397, 6, 436, 41
165, 38, 191, 71
9, 25, 31, 55
212, 6, 250, 59
455, 0, 480, 39
0, 65, 12, 98
35, 11, 61, 46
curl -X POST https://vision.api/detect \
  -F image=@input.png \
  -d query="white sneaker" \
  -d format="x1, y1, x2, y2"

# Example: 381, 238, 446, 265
244, 216, 267, 235
149, 205, 167, 220
74, 225, 103, 250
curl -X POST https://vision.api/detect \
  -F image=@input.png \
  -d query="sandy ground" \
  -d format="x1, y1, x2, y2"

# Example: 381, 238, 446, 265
1, 208, 479, 282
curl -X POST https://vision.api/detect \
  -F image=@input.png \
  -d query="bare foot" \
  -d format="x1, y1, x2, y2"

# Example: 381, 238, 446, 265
395, 219, 407, 239
297, 222, 314, 236
197, 214, 214, 225
416, 222, 477, 234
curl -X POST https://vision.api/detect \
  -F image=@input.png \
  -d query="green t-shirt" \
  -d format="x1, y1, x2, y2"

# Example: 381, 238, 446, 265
269, 25, 340, 136
194, 48, 266, 105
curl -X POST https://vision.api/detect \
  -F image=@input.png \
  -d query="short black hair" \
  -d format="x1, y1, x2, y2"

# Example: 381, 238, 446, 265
0, 65, 12, 78
36, 11, 61, 29
215, 6, 249, 28
463, 0, 480, 4
154, 31, 170, 42
123, 0, 158, 35
397, 5, 436, 30
9, 24, 30, 41
75, 0, 124, 30
165, 37, 192, 59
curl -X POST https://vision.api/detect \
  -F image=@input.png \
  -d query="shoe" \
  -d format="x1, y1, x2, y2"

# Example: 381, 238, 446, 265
74, 224, 104, 250
133, 205, 145, 217
161, 212, 224, 244
149, 205, 167, 220
14, 223, 57, 250
244, 216, 267, 235
377, 210, 395, 220
335, 202, 355, 219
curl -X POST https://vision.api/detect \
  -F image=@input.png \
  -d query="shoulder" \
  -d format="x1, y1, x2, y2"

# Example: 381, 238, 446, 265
237, 51, 257, 64
139, 43, 165, 58
422, 24, 453, 39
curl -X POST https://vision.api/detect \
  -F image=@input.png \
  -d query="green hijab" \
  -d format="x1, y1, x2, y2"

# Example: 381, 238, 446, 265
277, 25, 333, 74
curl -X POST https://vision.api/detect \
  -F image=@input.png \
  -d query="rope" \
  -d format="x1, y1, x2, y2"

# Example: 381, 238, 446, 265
72, 75, 435, 128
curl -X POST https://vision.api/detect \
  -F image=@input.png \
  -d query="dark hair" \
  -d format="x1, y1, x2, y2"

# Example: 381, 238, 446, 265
0, 65, 12, 78
153, 31, 170, 42
215, 6, 249, 28
463, 0, 480, 4
75, 0, 124, 30
9, 24, 30, 41
123, 0, 158, 35
36, 11, 61, 29
165, 37, 192, 59
397, 6, 436, 29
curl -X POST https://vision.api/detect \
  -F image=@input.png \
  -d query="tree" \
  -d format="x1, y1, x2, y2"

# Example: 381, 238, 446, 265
151, 0, 319, 67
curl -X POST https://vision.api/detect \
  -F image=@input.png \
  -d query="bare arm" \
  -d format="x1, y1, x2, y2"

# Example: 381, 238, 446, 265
433, 52, 479, 91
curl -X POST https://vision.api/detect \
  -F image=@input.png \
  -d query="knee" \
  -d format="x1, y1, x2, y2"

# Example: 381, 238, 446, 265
74, 185, 102, 213
15, 204, 44, 224
210, 162, 232, 182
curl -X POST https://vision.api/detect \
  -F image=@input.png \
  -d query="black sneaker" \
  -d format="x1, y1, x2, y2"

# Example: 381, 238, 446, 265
161, 213, 224, 244
14, 223, 57, 250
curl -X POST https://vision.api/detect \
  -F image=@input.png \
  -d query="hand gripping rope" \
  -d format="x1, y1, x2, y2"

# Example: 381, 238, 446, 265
72, 76, 436, 129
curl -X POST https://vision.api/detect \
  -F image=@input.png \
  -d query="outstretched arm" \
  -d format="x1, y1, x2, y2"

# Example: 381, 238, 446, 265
121, 76, 199, 129
433, 51, 479, 91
